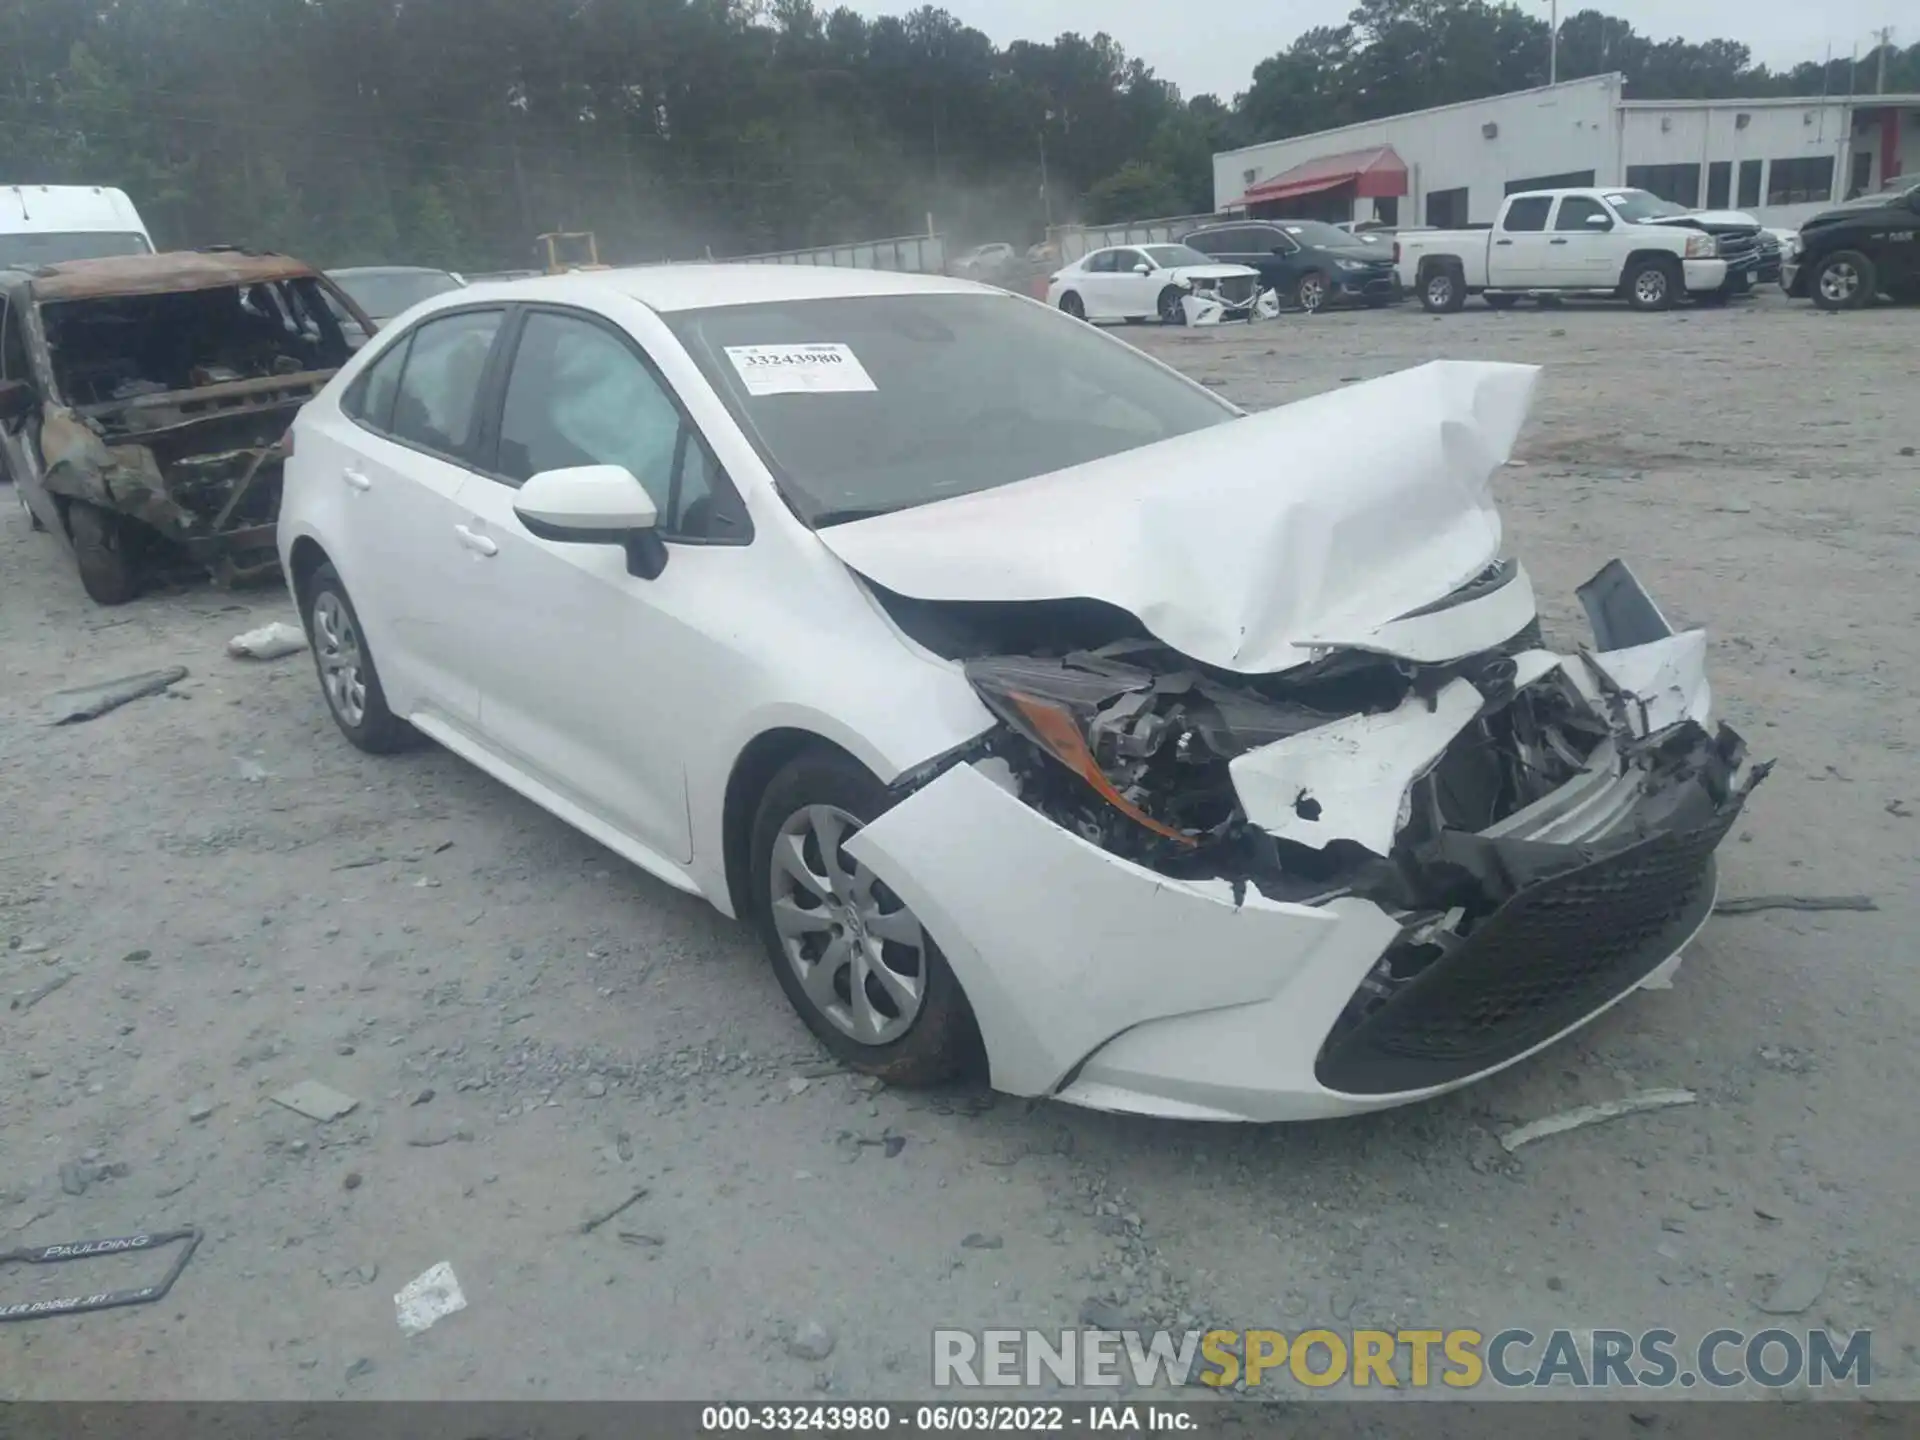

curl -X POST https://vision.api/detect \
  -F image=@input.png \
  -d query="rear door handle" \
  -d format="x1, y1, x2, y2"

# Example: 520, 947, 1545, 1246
1550, 238, 1569, 245
342, 468, 372, 491
1495, 239, 1514, 246
454, 524, 498, 557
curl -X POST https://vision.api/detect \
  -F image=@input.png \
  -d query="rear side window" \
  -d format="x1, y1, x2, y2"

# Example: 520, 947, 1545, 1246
1502, 197, 1554, 232
388, 309, 503, 459
1084, 250, 1118, 273
343, 334, 410, 432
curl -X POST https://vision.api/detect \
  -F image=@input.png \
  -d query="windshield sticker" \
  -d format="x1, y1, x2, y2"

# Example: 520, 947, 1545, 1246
724, 342, 877, 396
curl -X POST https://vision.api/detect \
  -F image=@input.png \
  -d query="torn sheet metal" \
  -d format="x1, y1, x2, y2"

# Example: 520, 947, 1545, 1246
817, 360, 1538, 674
841, 760, 1400, 1098
1180, 294, 1224, 326
1582, 630, 1712, 735
1228, 676, 1486, 853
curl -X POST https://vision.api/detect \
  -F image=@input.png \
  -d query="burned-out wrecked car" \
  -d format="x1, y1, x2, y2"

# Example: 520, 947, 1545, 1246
0, 251, 367, 603
279, 269, 1766, 1123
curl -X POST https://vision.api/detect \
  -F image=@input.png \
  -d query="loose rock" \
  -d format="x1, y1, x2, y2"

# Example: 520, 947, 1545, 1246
788, 1319, 836, 1361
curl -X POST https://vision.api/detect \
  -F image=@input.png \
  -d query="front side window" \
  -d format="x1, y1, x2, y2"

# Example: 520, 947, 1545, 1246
665, 291, 1236, 526
388, 308, 503, 459
496, 310, 746, 540
1554, 196, 1610, 230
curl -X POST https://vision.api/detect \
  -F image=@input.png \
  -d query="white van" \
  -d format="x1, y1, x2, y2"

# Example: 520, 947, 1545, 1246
1, 185, 154, 270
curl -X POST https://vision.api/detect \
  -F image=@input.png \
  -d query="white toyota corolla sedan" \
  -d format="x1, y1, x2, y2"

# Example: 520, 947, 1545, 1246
1045, 243, 1262, 323
278, 264, 1766, 1123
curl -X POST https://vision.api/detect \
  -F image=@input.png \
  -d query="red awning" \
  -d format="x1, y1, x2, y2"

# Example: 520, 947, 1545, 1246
1236, 146, 1410, 207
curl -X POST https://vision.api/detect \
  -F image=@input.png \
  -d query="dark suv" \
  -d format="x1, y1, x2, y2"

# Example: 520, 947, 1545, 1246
1183, 220, 1400, 312
1785, 178, 1920, 310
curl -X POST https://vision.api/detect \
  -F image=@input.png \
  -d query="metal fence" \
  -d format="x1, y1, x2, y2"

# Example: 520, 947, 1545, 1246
1045, 212, 1219, 263
712, 232, 949, 274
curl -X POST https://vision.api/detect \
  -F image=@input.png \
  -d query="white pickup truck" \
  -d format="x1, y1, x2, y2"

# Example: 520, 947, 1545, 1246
1396, 188, 1730, 313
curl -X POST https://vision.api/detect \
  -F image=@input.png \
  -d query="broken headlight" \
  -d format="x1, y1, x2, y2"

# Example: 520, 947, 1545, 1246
964, 655, 1199, 845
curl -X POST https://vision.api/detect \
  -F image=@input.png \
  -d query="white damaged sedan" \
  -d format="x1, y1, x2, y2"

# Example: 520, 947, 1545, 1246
1046, 243, 1262, 324
279, 265, 1767, 1123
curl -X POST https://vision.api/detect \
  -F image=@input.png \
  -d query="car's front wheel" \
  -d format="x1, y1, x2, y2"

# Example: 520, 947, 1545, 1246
749, 749, 973, 1085
1058, 291, 1086, 320
68, 501, 139, 605
1624, 257, 1680, 311
1810, 250, 1876, 311
1294, 271, 1329, 312
1156, 285, 1188, 325
301, 562, 412, 753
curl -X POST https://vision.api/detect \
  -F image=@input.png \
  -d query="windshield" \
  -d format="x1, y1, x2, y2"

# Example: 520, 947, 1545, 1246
665, 292, 1236, 525
0, 231, 152, 269
1278, 221, 1358, 248
1142, 244, 1212, 268
330, 269, 461, 320
1603, 190, 1688, 222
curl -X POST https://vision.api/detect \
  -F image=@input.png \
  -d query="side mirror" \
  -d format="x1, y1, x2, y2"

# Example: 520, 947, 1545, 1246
513, 464, 667, 579
1585, 214, 1614, 229
1132, 262, 1152, 274
0, 377, 36, 427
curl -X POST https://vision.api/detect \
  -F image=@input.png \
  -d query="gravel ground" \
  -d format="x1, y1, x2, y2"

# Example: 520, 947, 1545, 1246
2, 292, 1917, 1404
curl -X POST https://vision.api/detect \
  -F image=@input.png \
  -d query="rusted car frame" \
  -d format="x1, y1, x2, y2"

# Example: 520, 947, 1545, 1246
0, 250, 372, 603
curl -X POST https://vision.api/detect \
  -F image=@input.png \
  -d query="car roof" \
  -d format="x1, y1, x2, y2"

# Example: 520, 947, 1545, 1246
450, 263, 991, 314
23, 249, 319, 302
328, 265, 456, 279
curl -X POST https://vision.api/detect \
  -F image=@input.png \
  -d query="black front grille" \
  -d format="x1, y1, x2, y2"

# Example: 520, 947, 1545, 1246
1212, 275, 1256, 304
1315, 804, 1737, 1096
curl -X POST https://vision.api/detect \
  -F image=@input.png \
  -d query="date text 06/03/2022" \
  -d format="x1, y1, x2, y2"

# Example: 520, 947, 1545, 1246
699, 1404, 1198, 1432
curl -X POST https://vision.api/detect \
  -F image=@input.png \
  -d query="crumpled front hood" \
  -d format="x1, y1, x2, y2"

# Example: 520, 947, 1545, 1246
817, 360, 1540, 674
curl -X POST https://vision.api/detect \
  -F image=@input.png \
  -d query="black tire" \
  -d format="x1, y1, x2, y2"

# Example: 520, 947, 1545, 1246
1810, 250, 1876, 311
1058, 291, 1086, 320
1420, 264, 1466, 314
1156, 285, 1187, 325
1483, 293, 1521, 310
1624, 256, 1680, 311
68, 501, 139, 605
749, 748, 974, 1086
1293, 270, 1330, 313
300, 561, 412, 754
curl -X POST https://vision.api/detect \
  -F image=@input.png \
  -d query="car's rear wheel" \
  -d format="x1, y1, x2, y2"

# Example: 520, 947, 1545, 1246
1058, 292, 1086, 320
1420, 265, 1466, 314
749, 749, 972, 1085
68, 501, 139, 605
302, 562, 412, 753
1156, 285, 1188, 325
1810, 250, 1876, 311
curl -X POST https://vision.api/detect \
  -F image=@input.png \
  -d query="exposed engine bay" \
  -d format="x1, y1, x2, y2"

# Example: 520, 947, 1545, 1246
874, 561, 1770, 1084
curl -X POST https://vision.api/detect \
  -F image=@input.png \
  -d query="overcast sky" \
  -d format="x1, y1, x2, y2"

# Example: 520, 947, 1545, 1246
861, 1, 1897, 101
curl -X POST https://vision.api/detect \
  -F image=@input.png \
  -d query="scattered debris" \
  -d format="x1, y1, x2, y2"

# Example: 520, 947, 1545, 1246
960, 1233, 1003, 1251
1756, 1258, 1828, 1316
1714, 894, 1877, 916
1079, 1298, 1130, 1331
883, 1135, 906, 1159
411, 1088, 436, 1107
270, 1080, 359, 1123
345, 1357, 375, 1382
343, 1172, 363, 1191
616, 1232, 664, 1248
579, 1188, 649, 1235
584, 1079, 607, 1099
787, 1319, 836, 1361
1498, 1089, 1698, 1152
46, 667, 188, 725
394, 1261, 467, 1336
0, 1227, 201, 1322
227, 622, 308, 660
186, 1098, 215, 1124
121, 949, 152, 965
407, 1124, 473, 1148
57, 1163, 91, 1197
1888, 800, 1912, 818
330, 855, 387, 872
786, 1077, 812, 1096
10, 972, 73, 1013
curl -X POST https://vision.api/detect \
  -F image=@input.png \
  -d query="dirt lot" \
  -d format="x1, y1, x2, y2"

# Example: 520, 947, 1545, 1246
3, 293, 1917, 1403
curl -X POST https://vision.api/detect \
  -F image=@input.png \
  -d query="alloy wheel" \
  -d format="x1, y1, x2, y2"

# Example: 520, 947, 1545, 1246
312, 591, 368, 728
1299, 275, 1325, 311
1819, 261, 1860, 306
1426, 274, 1452, 309
768, 803, 927, 1046
1635, 269, 1669, 306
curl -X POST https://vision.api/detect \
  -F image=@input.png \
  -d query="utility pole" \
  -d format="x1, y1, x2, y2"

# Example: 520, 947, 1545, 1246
1546, 0, 1559, 86
1874, 26, 1894, 94
1038, 122, 1053, 229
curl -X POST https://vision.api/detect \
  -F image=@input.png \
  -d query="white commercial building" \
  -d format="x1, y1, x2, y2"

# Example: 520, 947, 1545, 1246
1212, 73, 1920, 231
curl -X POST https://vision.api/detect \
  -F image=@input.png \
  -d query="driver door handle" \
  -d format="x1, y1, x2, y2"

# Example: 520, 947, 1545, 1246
342, 467, 372, 491
1550, 238, 1569, 245
454, 524, 498, 557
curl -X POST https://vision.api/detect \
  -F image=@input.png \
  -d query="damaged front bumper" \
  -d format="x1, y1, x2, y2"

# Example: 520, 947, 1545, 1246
846, 563, 1767, 1123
